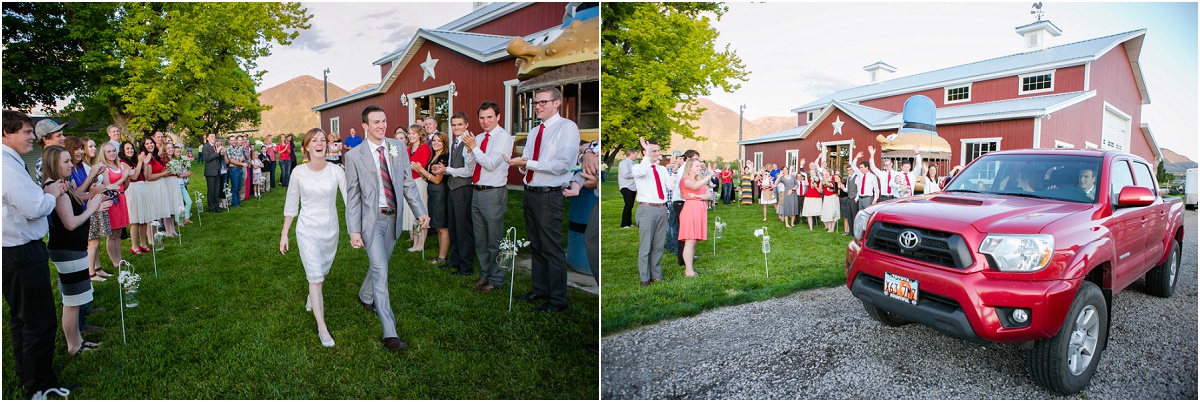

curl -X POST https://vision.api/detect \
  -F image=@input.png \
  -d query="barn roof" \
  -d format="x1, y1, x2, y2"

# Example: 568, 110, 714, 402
315, 27, 551, 111
373, 2, 537, 66
742, 91, 1096, 145
791, 29, 1148, 113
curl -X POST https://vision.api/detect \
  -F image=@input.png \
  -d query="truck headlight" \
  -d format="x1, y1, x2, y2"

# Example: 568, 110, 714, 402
979, 234, 1054, 272
853, 210, 873, 241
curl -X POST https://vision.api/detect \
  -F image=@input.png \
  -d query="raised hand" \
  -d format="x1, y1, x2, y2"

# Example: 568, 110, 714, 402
868, 145, 876, 155
638, 136, 650, 151
856, 151, 864, 159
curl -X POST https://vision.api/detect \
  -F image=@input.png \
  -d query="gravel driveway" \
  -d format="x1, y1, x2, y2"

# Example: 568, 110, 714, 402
601, 210, 1197, 399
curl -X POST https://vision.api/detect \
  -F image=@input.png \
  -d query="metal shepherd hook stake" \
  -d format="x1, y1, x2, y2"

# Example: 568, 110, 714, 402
503, 227, 518, 312
193, 191, 203, 226
116, 260, 132, 344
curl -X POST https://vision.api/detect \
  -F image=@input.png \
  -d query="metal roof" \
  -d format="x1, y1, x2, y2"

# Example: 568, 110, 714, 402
792, 29, 1147, 112
420, 29, 516, 56
741, 91, 1096, 145
374, 2, 534, 65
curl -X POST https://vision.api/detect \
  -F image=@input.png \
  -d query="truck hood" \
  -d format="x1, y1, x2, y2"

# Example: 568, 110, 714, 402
873, 193, 1091, 234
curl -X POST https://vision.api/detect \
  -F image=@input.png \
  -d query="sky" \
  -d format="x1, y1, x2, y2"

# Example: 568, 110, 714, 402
256, 2, 474, 92
704, 2, 1199, 160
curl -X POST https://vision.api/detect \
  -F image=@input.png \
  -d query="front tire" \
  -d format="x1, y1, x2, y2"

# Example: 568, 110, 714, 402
861, 301, 910, 327
1145, 239, 1181, 297
1027, 281, 1108, 395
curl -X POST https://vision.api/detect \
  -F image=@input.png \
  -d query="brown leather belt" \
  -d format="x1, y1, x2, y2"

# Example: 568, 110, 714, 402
639, 202, 665, 207
380, 208, 396, 215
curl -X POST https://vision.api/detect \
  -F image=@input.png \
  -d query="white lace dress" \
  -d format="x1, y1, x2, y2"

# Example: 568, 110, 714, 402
284, 163, 348, 283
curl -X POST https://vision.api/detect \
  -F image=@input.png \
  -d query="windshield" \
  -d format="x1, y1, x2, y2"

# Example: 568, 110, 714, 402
944, 154, 1102, 203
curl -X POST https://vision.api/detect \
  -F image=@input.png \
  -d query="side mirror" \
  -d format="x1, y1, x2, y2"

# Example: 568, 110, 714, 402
1116, 186, 1155, 207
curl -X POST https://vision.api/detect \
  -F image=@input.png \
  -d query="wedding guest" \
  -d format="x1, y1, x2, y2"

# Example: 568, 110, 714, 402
838, 167, 857, 236
326, 133, 343, 165
278, 134, 294, 187
249, 147, 264, 198
258, 145, 272, 193
465, 101, 512, 292
3, 111, 73, 399
668, 150, 699, 266
263, 135, 277, 190
439, 112, 476, 276
159, 142, 185, 237
617, 148, 638, 228
758, 171, 775, 222
801, 170, 823, 230
42, 145, 111, 355
343, 128, 362, 150
677, 158, 713, 278
121, 140, 149, 253
225, 134, 247, 208
105, 124, 122, 150
241, 136, 254, 202
852, 157, 880, 211
33, 119, 67, 183
83, 140, 118, 281
100, 142, 132, 265
941, 165, 963, 189
200, 134, 224, 213
280, 128, 348, 348
776, 167, 799, 228
923, 164, 942, 194
136, 136, 172, 248
403, 124, 432, 253
167, 142, 194, 223
739, 162, 754, 205
217, 138, 229, 209
719, 163, 734, 205
820, 170, 840, 233
629, 137, 669, 286
412, 131, 449, 265
63, 137, 109, 283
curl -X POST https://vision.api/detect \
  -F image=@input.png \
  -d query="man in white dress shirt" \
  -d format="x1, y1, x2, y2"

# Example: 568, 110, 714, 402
849, 152, 879, 210
867, 145, 920, 202
463, 101, 513, 293
630, 137, 670, 286
509, 87, 579, 311
3, 110, 72, 399
617, 148, 638, 228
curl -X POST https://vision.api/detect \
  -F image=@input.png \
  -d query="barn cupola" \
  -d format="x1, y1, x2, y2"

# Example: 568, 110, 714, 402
863, 61, 896, 83
1015, 3, 1062, 52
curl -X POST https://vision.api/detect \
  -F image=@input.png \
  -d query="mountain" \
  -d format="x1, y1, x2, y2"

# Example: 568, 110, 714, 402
1160, 148, 1197, 173
667, 98, 795, 162
252, 75, 353, 138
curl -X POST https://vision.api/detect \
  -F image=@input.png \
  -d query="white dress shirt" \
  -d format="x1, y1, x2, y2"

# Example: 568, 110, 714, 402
630, 157, 669, 204
520, 114, 580, 187
366, 138, 395, 209
470, 126, 513, 187
3, 145, 57, 246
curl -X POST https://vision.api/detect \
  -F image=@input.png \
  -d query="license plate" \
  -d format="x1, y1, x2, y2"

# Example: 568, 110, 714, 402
884, 272, 919, 305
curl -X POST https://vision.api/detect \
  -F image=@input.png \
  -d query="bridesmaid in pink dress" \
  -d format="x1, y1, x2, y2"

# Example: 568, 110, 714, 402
101, 142, 131, 269
243, 138, 253, 201
677, 158, 714, 278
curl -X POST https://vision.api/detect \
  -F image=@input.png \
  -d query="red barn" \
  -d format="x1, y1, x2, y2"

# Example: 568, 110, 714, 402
741, 21, 1162, 176
312, 2, 574, 185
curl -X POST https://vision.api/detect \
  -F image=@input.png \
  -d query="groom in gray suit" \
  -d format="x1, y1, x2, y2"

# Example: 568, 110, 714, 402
345, 105, 429, 351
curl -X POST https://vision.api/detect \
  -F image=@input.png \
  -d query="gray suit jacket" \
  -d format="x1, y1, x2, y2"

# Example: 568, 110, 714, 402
344, 137, 427, 240
201, 143, 222, 177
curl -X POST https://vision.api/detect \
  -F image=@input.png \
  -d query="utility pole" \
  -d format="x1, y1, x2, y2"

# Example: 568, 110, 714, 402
323, 68, 331, 103
738, 104, 746, 167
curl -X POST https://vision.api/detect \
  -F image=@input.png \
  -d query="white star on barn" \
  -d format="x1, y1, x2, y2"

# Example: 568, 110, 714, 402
420, 52, 439, 81
831, 116, 845, 135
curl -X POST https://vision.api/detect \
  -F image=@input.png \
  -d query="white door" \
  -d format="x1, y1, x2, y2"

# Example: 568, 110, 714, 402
1101, 106, 1130, 151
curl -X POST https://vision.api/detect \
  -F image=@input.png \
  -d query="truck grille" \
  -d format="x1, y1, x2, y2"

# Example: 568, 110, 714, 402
866, 222, 973, 269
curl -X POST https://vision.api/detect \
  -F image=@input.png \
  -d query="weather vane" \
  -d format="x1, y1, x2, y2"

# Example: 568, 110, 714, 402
1030, 2, 1044, 21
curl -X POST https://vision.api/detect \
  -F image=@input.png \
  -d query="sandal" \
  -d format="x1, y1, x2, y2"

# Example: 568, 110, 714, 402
70, 341, 101, 355
90, 273, 106, 282
96, 269, 113, 277
129, 247, 144, 255
428, 257, 446, 265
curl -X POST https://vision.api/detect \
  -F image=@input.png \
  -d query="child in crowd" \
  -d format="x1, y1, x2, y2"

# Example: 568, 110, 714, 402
250, 148, 264, 198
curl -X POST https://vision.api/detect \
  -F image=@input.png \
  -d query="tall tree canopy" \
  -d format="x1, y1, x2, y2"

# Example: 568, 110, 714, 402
2, 2, 311, 142
600, 2, 748, 163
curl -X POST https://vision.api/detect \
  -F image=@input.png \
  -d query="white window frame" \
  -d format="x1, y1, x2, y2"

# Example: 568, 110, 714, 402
806, 111, 817, 124
1054, 140, 1074, 149
785, 149, 799, 170
503, 79, 519, 135
405, 83, 457, 127
1101, 101, 1132, 151
960, 137, 1003, 166
1018, 70, 1055, 95
944, 83, 972, 104
753, 152, 763, 172
329, 117, 340, 136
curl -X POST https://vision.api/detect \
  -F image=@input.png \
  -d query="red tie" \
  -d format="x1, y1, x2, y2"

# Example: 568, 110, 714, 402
860, 175, 867, 196
471, 133, 490, 184
524, 124, 544, 184
651, 166, 664, 200
904, 174, 910, 187
885, 171, 893, 195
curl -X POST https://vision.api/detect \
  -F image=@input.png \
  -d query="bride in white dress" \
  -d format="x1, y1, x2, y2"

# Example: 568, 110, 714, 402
280, 128, 347, 347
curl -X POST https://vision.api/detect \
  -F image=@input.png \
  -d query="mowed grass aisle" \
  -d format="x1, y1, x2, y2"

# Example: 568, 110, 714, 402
600, 180, 850, 335
3, 163, 599, 399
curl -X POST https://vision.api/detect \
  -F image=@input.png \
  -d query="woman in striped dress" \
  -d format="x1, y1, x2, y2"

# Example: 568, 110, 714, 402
739, 163, 754, 205
42, 146, 110, 355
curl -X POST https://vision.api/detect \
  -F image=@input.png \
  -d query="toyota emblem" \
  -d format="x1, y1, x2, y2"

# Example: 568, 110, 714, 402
898, 230, 920, 250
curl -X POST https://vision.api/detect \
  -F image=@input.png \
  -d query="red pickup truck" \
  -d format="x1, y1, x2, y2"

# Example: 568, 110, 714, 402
846, 149, 1185, 395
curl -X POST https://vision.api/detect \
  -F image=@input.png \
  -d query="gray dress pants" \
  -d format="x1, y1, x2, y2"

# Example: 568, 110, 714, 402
358, 213, 400, 339
635, 204, 667, 282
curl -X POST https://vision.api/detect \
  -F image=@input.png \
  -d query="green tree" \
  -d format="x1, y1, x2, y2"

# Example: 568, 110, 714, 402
600, 2, 748, 164
1157, 161, 1175, 184
2, 2, 310, 143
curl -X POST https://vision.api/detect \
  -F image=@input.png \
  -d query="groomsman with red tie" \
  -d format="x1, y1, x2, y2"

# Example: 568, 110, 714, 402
509, 88, 579, 312
463, 101, 513, 293
630, 137, 670, 286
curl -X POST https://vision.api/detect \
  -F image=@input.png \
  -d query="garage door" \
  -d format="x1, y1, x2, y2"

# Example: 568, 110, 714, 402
1101, 106, 1130, 151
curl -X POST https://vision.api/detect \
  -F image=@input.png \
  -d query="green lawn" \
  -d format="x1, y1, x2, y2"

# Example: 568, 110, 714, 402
600, 180, 851, 335
3, 163, 599, 399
